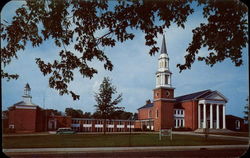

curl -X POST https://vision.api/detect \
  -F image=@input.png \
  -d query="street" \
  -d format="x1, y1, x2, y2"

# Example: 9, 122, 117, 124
4, 146, 249, 158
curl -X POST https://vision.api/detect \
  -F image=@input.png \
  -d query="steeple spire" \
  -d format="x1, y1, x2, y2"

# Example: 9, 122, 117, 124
161, 35, 167, 55
156, 35, 172, 88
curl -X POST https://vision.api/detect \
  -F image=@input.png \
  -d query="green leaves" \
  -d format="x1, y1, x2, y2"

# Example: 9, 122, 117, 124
1, 0, 247, 100
94, 77, 123, 119
177, 0, 248, 71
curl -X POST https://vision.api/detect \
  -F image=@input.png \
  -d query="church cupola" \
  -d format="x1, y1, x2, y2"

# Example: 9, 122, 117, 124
23, 83, 32, 104
156, 35, 172, 88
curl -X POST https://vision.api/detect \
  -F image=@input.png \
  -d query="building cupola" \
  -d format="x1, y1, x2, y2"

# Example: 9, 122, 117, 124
23, 83, 32, 104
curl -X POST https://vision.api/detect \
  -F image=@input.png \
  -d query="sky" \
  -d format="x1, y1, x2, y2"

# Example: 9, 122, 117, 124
1, 1, 249, 118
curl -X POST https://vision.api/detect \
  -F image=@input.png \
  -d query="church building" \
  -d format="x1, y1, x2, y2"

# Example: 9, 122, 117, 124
137, 35, 228, 131
7, 83, 46, 133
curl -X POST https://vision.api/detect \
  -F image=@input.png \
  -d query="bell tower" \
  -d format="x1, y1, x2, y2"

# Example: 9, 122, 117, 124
153, 35, 175, 131
23, 83, 32, 104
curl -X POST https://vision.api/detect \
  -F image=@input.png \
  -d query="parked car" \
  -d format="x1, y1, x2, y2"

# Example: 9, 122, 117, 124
56, 128, 76, 134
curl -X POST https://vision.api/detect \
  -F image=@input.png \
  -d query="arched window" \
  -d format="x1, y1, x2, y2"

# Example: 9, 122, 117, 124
156, 109, 159, 118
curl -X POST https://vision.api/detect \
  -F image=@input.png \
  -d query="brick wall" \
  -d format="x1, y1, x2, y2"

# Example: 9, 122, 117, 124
138, 108, 152, 120
181, 101, 195, 130
9, 107, 37, 133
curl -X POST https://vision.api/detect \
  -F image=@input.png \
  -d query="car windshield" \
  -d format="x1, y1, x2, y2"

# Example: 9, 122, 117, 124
58, 128, 72, 131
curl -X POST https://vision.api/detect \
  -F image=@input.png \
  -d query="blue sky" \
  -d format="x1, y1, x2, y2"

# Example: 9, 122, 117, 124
1, 1, 248, 118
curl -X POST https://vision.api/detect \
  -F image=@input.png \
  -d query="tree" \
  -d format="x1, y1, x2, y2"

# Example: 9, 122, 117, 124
49, 109, 62, 116
111, 110, 133, 120
243, 97, 249, 124
1, 0, 248, 100
94, 77, 123, 134
133, 113, 138, 120
65, 107, 83, 118
82, 112, 92, 118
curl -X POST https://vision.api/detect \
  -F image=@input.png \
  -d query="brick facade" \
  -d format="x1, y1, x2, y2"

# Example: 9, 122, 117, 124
8, 105, 41, 133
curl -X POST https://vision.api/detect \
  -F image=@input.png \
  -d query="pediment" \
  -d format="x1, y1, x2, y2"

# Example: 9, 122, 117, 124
204, 91, 228, 101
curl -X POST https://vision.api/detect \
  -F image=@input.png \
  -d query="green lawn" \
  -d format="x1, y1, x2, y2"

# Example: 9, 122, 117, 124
2, 133, 247, 149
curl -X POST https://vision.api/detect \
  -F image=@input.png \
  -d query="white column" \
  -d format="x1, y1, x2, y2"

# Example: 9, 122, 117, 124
210, 104, 213, 129
198, 104, 201, 128
216, 104, 220, 129
223, 104, 226, 129
203, 104, 206, 128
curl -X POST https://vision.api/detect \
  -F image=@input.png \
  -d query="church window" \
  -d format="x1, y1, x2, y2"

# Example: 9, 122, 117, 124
156, 109, 159, 118
165, 75, 169, 84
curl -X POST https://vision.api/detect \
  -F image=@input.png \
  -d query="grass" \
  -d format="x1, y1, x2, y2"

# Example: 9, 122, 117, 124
2, 133, 247, 149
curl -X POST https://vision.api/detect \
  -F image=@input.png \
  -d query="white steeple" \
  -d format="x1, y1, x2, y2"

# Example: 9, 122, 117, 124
22, 83, 32, 104
156, 35, 172, 88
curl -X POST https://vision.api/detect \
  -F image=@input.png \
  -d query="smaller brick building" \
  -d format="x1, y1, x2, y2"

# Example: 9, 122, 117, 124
226, 115, 248, 132
8, 83, 46, 133
6, 83, 135, 133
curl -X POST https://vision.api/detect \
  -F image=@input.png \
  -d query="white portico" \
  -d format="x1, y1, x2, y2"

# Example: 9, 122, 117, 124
197, 91, 228, 129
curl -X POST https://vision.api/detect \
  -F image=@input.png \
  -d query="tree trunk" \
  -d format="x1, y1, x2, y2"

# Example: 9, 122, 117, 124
104, 117, 106, 135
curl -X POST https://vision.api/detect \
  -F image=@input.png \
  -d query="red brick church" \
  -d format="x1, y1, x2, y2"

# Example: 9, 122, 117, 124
137, 35, 228, 131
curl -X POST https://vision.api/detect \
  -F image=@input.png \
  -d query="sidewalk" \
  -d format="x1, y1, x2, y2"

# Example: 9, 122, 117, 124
3, 144, 249, 154
173, 131, 249, 142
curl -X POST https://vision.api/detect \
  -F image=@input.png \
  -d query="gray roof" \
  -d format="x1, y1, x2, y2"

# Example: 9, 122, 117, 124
25, 83, 31, 90
138, 89, 226, 110
138, 103, 154, 110
161, 35, 167, 54
13, 101, 37, 106
175, 90, 212, 102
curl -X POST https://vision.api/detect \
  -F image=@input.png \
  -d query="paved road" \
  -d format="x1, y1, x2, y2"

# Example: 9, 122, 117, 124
3, 145, 249, 158
3, 148, 249, 158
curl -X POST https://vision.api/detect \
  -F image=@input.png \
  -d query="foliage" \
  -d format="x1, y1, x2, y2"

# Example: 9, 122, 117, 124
49, 109, 62, 116
82, 112, 92, 118
111, 110, 133, 120
133, 113, 138, 120
65, 107, 83, 118
1, 0, 248, 100
243, 97, 249, 123
94, 77, 123, 133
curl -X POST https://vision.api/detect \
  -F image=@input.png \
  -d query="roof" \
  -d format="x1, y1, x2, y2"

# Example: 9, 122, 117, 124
161, 35, 167, 55
138, 103, 154, 110
174, 103, 184, 109
25, 83, 31, 90
13, 101, 37, 106
175, 90, 211, 102
226, 115, 244, 120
